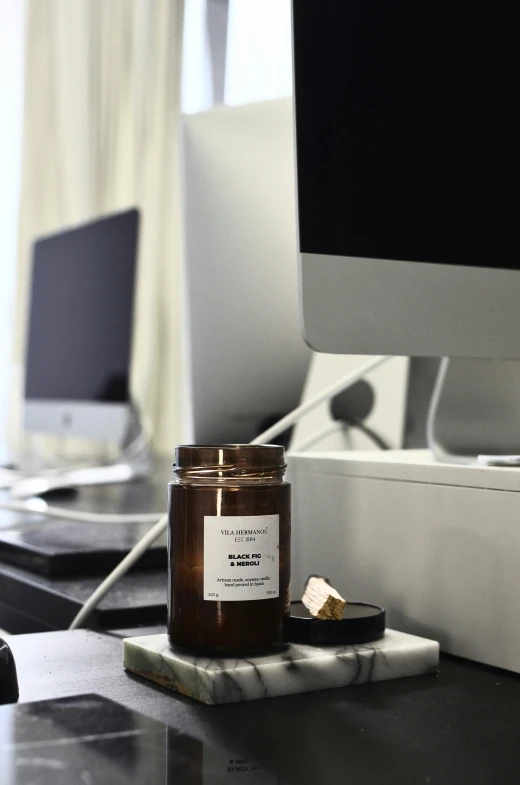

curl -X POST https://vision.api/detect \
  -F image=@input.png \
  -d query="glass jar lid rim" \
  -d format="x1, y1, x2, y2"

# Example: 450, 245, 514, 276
174, 444, 285, 472
175, 443, 282, 449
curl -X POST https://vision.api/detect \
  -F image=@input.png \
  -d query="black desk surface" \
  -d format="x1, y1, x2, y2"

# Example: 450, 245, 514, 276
5, 627, 520, 785
2, 466, 520, 782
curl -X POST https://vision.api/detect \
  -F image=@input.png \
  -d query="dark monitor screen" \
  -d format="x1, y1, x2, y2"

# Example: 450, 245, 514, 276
25, 209, 139, 403
293, 1, 519, 270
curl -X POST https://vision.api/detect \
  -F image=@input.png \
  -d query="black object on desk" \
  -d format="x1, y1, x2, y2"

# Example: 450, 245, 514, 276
0, 517, 167, 577
0, 562, 167, 633
0, 637, 18, 704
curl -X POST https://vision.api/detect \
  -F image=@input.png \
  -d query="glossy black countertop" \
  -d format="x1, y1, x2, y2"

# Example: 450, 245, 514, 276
4, 627, 520, 784
0, 693, 266, 785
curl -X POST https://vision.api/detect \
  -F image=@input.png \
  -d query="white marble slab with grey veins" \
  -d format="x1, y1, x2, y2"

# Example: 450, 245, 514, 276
123, 630, 439, 704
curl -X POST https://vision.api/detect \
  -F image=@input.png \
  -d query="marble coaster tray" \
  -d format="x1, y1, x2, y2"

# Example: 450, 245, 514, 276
123, 630, 439, 705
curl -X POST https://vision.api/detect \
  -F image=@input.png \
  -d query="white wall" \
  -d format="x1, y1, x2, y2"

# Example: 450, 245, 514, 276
225, 0, 292, 105
0, 0, 25, 451
182, 0, 293, 113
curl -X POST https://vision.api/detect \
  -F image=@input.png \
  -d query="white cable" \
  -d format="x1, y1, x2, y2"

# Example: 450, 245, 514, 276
426, 357, 472, 465
0, 500, 164, 524
68, 354, 391, 628
68, 514, 168, 630
251, 355, 391, 445
292, 421, 347, 452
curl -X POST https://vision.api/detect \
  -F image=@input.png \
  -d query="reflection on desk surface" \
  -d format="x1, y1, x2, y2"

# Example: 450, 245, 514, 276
0, 694, 278, 784
0, 471, 169, 577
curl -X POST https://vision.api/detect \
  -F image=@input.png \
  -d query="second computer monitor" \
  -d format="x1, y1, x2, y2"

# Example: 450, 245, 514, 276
24, 209, 139, 443
182, 99, 310, 444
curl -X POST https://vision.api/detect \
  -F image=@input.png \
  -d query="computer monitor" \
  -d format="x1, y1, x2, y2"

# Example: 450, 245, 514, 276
182, 99, 311, 444
24, 209, 139, 444
292, 1, 520, 359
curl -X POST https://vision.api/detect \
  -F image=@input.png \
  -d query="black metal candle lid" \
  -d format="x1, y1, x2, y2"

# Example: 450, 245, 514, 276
288, 601, 386, 646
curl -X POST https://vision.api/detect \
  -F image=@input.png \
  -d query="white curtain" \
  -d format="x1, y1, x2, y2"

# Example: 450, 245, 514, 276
0, 0, 25, 455
14, 0, 185, 455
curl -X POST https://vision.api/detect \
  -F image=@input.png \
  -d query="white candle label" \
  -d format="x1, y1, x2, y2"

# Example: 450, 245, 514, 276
203, 515, 279, 601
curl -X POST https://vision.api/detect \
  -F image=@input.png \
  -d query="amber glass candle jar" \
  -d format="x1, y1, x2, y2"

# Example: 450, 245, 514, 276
168, 444, 290, 653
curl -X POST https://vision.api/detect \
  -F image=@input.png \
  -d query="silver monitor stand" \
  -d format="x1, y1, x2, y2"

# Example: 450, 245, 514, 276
427, 358, 520, 466
9, 402, 152, 499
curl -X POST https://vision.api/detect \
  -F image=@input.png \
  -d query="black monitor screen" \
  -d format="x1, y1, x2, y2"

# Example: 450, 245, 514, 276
25, 209, 139, 402
293, 1, 519, 270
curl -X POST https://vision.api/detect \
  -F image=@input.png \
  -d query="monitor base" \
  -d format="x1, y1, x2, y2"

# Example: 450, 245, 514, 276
7, 401, 152, 497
